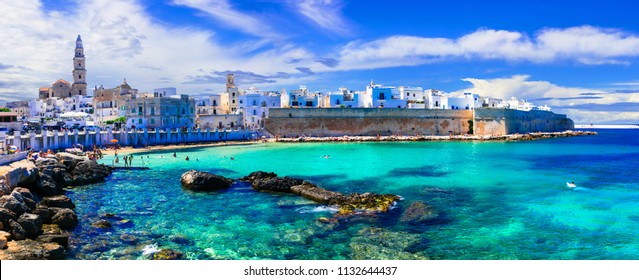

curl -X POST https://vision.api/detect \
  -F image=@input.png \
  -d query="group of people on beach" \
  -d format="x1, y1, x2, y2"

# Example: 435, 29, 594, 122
27, 149, 55, 160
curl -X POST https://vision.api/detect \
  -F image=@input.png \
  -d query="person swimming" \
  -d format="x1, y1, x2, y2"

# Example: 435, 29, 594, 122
185, 156, 190, 161
567, 181, 576, 188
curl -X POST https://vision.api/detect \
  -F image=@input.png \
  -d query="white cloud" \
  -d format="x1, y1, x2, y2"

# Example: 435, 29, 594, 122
0, 0, 316, 102
454, 75, 639, 124
293, 0, 350, 36
172, 0, 282, 40
331, 26, 639, 71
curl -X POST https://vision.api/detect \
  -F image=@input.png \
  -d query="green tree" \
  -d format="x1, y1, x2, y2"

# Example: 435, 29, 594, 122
0, 107, 11, 112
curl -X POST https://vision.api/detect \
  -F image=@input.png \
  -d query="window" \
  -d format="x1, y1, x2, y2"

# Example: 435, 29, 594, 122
150, 118, 155, 124
233, 100, 236, 104
336, 99, 340, 105
306, 101, 313, 107
253, 110, 256, 115
213, 109, 217, 115
435, 101, 439, 107
379, 92, 385, 100
252, 100, 257, 106
79, 75, 82, 79
213, 100, 217, 106
138, 119, 142, 124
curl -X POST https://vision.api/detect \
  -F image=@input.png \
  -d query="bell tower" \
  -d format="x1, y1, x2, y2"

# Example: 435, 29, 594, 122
72, 35, 87, 96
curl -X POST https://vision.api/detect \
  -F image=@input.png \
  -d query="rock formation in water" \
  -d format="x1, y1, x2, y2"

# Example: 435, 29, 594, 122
180, 170, 233, 191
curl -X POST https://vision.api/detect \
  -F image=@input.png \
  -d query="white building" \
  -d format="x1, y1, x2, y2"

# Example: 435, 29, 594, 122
399, 86, 425, 108
447, 92, 481, 110
367, 82, 406, 108
153, 87, 177, 97
238, 88, 285, 128
425, 89, 448, 109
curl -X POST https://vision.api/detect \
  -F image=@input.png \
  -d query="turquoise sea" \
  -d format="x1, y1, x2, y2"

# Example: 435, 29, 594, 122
66, 129, 639, 259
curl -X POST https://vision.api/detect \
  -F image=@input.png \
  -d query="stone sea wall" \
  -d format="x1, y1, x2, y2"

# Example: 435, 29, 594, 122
265, 108, 474, 137
265, 108, 574, 137
474, 108, 574, 135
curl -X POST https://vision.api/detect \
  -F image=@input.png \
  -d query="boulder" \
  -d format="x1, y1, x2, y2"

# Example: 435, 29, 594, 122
40, 195, 75, 209
0, 195, 29, 216
68, 160, 112, 186
34, 173, 63, 196
0, 207, 17, 226
13, 187, 35, 200
33, 205, 51, 224
180, 170, 233, 191
331, 193, 400, 214
400, 201, 439, 224
17, 213, 42, 238
54, 152, 86, 171
240, 171, 278, 182
153, 249, 183, 260
37, 225, 69, 248
91, 219, 112, 229
0, 230, 11, 242
0, 181, 10, 196
51, 208, 78, 229
9, 219, 26, 240
3, 160, 38, 189
23, 197, 37, 210
291, 182, 341, 204
251, 176, 304, 192
0, 240, 65, 260
35, 234, 69, 249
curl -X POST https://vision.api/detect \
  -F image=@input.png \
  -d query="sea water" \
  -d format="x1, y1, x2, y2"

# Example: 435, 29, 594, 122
66, 129, 639, 259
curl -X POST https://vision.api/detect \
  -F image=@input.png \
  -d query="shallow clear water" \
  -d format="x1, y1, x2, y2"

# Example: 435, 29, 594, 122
66, 129, 639, 259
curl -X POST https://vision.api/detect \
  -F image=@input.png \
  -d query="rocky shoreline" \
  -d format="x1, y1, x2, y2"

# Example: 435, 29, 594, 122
0, 153, 112, 260
181, 170, 401, 215
275, 130, 597, 143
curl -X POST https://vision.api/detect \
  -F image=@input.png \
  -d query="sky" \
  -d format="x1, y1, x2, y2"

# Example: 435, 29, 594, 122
1, 0, 638, 124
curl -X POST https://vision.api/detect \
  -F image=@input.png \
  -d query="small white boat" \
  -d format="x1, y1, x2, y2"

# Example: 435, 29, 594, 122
566, 182, 576, 188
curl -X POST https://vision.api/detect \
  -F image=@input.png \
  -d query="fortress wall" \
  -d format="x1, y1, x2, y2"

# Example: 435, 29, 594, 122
265, 108, 473, 136
474, 108, 574, 135
266, 108, 574, 137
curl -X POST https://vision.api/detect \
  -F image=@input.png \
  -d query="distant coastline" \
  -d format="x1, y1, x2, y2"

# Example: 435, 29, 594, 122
575, 124, 639, 129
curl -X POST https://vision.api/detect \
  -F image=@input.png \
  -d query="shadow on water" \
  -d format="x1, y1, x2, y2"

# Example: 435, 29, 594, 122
387, 165, 450, 178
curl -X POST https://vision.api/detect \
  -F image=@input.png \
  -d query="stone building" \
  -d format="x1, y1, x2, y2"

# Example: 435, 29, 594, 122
125, 93, 196, 130
93, 79, 138, 126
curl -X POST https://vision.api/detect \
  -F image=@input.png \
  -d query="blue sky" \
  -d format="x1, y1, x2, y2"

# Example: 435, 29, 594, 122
1, 0, 639, 123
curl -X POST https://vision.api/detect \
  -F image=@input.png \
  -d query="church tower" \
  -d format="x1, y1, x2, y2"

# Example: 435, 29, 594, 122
71, 35, 87, 96
226, 73, 236, 92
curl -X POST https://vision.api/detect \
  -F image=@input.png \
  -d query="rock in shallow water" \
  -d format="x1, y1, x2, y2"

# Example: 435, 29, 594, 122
51, 208, 78, 229
180, 170, 233, 191
400, 201, 439, 224
91, 219, 112, 229
153, 249, 183, 260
